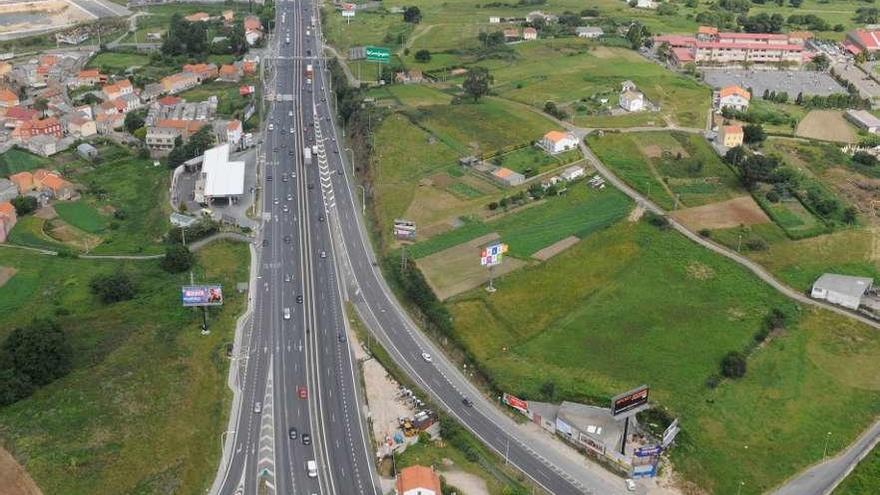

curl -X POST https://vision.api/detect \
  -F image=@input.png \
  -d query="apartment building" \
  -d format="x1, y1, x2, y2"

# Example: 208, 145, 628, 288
657, 28, 807, 67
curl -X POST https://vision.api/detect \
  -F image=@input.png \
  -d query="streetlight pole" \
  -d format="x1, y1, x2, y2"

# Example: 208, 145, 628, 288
736, 481, 745, 495
823, 431, 832, 460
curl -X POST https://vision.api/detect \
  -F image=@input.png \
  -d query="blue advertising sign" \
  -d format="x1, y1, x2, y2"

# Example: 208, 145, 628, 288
181, 285, 224, 307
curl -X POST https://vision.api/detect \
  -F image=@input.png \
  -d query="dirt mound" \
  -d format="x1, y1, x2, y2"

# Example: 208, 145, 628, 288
672, 196, 770, 230
0, 446, 42, 495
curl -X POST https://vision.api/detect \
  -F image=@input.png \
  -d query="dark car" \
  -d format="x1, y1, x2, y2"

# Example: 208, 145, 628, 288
289, 427, 297, 440
308, 183, 314, 190
302, 433, 311, 445
262, 239, 269, 247
267, 175, 273, 181
462, 397, 473, 407
283, 235, 292, 244
318, 214, 325, 222
296, 294, 303, 304
338, 333, 346, 343
289, 150, 295, 156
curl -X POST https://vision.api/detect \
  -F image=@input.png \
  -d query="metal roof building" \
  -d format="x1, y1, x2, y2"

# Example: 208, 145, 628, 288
810, 273, 873, 310
194, 143, 245, 204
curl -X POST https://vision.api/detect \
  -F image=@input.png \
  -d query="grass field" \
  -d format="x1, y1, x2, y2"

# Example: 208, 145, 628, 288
796, 110, 858, 143
178, 80, 256, 118
0, 240, 248, 494
490, 42, 710, 128
444, 219, 880, 494
834, 447, 880, 495
408, 186, 631, 259
86, 52, 152, 72
6, 216, 67, 251
588, 131, 743, 209
0, 148, 50, 176
493, 147, 580, 176
53, 201, 109, 234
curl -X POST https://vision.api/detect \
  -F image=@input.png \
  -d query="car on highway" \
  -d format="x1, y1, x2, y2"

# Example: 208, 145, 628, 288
282, 204, 289, 213
421, 352, 432, 362
268, 123, 274, 131
462, 397, 473, 407
253, 402, 262, 414
262, 239, 268, 247
296, 294, 303, 304
307, 459, 317, 478
285, 274, 291, 282
289, 128, 294, 134
288, 427, 297, 440
318, 214, 325, 222
319, 250, 326, 259
288, 110, 293, 117
284, 235, 292, 244
287, 193, 293, 201
302, 433, 311, 446
283, 307, 291, 320
274, 198, 280, 205
338, 333, 346, 343
308, 183, 314, 190
282, 173, 288, 182
267, 175, 273, 181
298, 386, 307, 399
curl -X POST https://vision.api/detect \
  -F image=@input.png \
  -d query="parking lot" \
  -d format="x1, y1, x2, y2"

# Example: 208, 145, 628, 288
702, 69, 845, 97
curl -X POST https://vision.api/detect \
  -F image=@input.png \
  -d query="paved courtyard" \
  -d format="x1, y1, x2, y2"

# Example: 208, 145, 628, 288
702, 69, 844, 97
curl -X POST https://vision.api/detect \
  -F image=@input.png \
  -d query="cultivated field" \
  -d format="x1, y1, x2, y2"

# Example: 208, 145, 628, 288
795, 110, 858, 143
672, 195, 770, 231
0, 241, 248, 494
0, 148, 50, 176
588, 131, 744, 209
446, 219, 880, 494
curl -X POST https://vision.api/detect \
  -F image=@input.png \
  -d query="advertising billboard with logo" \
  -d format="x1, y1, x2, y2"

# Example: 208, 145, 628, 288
611, 385, 650, 417
502, 393, 529, 413
480, 242, 508, 267
181, 285, 224, 307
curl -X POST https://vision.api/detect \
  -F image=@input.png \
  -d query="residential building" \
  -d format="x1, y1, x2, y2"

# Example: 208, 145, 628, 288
0, 88, 18, 108
539, 131, 578, 154
24, 134, 62, 157
503, 28, 521, 41
394, 69, 424, 84
77, 142, 98, 160
619, 89, 645, 112
0, 62, 11, 79
222, 10, 235, 23
66, 115, 97, 137
194, 143, 246, 204
395, 465, 441, 495
716, 85, 751, 112
845, 109, 880, 134
13, 117, 62, 140
141, 82, 165, 102
523, 27, 538, 40
218, 64, 241, 82
146, 98, 216, 126
245, 15, 264, 45
242, 60, 258, 75
183, 63, 219, 82
225, 119, 242, 147
3, 106, 39, 129
184, 12, 210, 22
71, 69, 106, 88
0, 201, 17, 243
561, 165, 585, 181
95, 112, 124, 134
576, 26, 603, 39
526, 11, 557, 23
146, 126, 181, 156
811, 273, 873, 310
0, 178, 17, 202
160, 72, 199, 94
116, 93, 142, 113
635, 0, 658, 9
719, 124, 744, 147
38, 171, 74, 199
489, 16, 500, 24
9, 171, 34, 193
656, 29, 807, 67
844, 28, 880, 55
102, 79, 133, 101
492, 167, 525, 186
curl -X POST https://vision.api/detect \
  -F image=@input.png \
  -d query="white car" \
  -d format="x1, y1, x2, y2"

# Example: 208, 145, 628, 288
289, 110, 293, 117
421, 352, 432, 363
319, 250, 326, 259
253, 402, 262, 414
290, 127, 294, 134
625, 479, 636, 492
283, 308, 291, 320
268, 123, 274, 131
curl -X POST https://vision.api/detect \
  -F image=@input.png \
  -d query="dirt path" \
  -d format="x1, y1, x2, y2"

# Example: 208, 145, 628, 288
399, 23, 437, 55
0, 446, 42, 495
442, 469, 489, 495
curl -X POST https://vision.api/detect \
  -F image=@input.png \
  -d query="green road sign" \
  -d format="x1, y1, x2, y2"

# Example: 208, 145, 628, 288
365, 46, 390, 63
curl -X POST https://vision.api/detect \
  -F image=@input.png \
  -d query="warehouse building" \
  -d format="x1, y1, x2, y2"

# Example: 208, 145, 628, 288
810, 273, 874, 310
194, 143, 245, 205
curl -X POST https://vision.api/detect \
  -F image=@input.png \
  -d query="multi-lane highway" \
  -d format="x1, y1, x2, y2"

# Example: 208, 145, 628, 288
212, 0, 378, 493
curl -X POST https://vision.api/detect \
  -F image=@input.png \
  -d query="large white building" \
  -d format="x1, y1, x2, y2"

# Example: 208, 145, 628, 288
194, 143, 246, 204
539, 130, 578, 154
811, 273, 873, 310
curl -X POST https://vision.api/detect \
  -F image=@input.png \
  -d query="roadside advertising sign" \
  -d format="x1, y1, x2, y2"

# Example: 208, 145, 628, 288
365, 46, 391, 63
342, 3, 356, 17
611, 385, 650, 417
632, 445, 662, 478
480, 242, 508, 267
578, 432, 606, 455
502, 393, 529, 413
661, 418, 680, 448
181, 285, 224, 307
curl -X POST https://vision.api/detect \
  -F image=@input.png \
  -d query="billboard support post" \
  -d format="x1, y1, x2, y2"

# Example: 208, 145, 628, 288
201, 306, 210, 335
620, 416, 630, 455
486, 265, 496, 293
481, 242, 508, 293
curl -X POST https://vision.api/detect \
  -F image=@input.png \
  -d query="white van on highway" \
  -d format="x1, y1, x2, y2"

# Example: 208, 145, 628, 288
307, 460, 317, 478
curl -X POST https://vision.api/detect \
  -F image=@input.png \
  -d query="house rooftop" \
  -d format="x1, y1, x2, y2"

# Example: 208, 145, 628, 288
813, 274, 874, 299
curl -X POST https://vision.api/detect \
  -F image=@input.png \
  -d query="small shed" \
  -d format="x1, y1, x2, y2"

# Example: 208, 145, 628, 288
810, 273, 873, 310
76, 143, 98, 160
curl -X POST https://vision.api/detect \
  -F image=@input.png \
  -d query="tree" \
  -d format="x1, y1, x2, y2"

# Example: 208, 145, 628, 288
33, 97, 48, 118
720, 351, 747, 378
743, 124, 766, 144
414, 49, 431, 63
124, 112, 145, 134
89, 272, 136, 303
539, 380, 556, 400
10, 195, 38, 215
852, 151, 878, 167
403, 6, 422, 24
3, 319, 72, 387
789, 0, 803, 7
842, 206, 858, 224
161, 244, 194, 273
462, 66, 493, 103
811, 53, 830, 71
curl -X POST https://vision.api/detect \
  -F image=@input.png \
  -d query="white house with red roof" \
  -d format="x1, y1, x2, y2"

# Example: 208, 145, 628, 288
539, 130, 578, 155
716, 85, 751, 112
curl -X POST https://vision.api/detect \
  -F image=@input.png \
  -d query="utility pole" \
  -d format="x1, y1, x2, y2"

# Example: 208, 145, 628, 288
400, 245, 407, 271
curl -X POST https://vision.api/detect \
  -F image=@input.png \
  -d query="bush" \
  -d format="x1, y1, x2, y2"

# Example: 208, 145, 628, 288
414, 49, 431, 62
720, 351, 747, 378
161, 244, 194, 273
698, 228, 711, 238
1, 319, 72, 399
644, 212, 670, 229
765, 190, 780, 203
705, 373, 722, 389
744, 238, 768, 251
89, 272, 136, 303
10, 196, 38, 216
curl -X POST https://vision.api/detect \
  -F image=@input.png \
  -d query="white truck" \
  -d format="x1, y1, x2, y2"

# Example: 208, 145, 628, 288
303, 147, 312, 165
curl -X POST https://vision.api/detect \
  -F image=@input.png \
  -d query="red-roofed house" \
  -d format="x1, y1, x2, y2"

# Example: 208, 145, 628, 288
845, 29, 880, 54
539, 130, 578, 154
67, 115, 97, 137
160, 72, 199, 94
697, 25, 718, 40
226, 119, 242, 146
396, 466, 441, 495
40, 173, 74, 200
717, 85, 751, 112
0, 201, 16, 243
184, 12, 210, 22
523, 27, 538, 40
157, 95, 183, 106
218, 64, 241, 82
242, 60, 257, 74
95, 112, 125, 134
244, 16, 263, 45
3, 106, 40, 129
719, 124, 744, 148
102, 79, 133, 101
0, 88, 18, 108
71, 69, 107, 88
9, 171, 34, 192
13, 117, 62, 140
503, 28, 520, 41
183, 63, 219, 82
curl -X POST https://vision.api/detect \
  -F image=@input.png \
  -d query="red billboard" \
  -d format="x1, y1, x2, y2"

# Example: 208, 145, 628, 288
503, 393, 528, 413
611, 385, 649, 417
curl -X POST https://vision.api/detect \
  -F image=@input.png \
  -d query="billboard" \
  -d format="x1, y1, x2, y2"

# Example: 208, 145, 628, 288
632, 445, 662, 478
181, 285, 224, 307
577, 432, 606, 455
661, 418, 680, 448
393, 219, 416, 240
502, 393, 528, 413
365, 46, 391, 63
480, 242, 508, 267
611, 385, 650, 417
